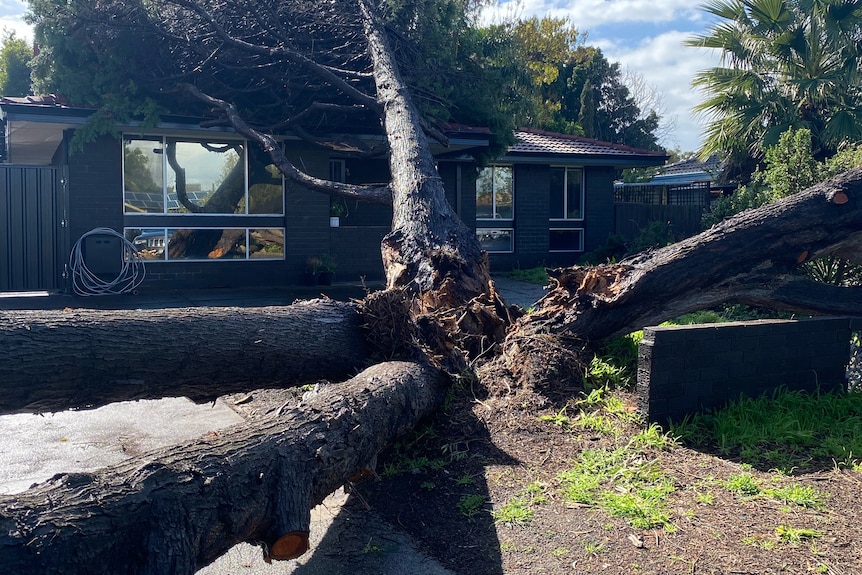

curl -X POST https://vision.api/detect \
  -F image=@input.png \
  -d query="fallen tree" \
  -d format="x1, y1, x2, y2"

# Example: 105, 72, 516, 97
0, 171, 859, 574
483, 169, 862, 395
0, 361, 446, 574
8, 0, 861, 572
0, 299, 366, 414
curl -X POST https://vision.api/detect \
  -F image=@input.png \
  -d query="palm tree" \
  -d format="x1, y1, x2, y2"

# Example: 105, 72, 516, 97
687, 0, 862, 175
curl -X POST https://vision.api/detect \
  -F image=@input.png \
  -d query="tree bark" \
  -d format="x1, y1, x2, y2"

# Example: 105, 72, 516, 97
357, 0, 490, 310
536, 165, 862, 341
480, 167, 862, 396
0, 299, 366, 414
0, 361, 445, 575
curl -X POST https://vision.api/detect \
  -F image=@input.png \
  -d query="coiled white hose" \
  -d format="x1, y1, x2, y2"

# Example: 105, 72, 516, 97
69, 228, 146, 296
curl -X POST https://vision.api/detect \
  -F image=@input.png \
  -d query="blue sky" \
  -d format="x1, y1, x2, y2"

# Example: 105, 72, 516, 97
2, 0, 721, 152
480, 0, 723, 152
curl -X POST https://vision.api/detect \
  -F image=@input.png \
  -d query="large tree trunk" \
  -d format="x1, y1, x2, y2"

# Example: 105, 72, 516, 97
0, 299, 366, 414
358, 0, 490, 310
0, 361, 446, 575
481, 167, 862, 396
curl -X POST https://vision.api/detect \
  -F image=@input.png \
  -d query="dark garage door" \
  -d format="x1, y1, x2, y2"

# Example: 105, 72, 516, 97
0, 166, 64, 291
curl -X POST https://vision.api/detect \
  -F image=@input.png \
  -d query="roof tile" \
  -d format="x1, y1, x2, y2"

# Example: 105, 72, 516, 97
510, 128, 666, 158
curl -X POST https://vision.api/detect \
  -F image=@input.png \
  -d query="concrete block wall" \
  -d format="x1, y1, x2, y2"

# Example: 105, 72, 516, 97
638, 317, 853, 424
583, 166, 615, 253
514, 163, 550, 262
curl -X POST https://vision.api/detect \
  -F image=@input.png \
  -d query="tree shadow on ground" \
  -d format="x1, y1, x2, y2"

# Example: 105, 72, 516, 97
351, 395, 519, 575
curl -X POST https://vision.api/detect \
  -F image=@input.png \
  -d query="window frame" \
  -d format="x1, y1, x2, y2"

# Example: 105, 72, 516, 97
476, 227, 514, 254
548, 228, 584, 253
476, 164, 514, 222
122, 134, 285, 216
549, 166, 585, 222
124, 227, 286, 262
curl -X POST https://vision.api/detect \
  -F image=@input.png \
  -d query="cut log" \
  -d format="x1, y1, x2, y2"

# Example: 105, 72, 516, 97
0, 299, 366, 414
0, 360, 446, 575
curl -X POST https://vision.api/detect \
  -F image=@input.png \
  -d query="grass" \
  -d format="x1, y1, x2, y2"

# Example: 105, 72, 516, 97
458, 494, 487, 520
671, 388, 862, 472
775, 525, 822, 545
504, 267, 549, 285
556, 437, 677, 530
492, 481, 548, 526
535, 331, 849, 537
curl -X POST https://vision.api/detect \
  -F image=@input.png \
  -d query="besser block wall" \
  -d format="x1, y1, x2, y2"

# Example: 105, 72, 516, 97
637, 317, 854, 424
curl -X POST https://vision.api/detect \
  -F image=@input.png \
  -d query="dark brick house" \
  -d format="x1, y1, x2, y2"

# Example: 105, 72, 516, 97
0, 98, 667, 292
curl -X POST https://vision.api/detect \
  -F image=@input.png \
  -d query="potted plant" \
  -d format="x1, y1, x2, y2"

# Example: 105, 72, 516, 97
330, 200, 347, 227
303, 256, 322, 285
317, 254, 337, 285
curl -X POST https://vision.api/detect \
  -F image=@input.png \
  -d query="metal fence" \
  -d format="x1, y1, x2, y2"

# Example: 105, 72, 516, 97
614, 181, 711, 207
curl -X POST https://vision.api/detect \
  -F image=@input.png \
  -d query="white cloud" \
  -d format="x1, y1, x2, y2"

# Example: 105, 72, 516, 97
0, 16, 33, 42
480, 0, 701, 28
598, 31, 721, 151
0, 0, 32, 43
479, 2, 722, 151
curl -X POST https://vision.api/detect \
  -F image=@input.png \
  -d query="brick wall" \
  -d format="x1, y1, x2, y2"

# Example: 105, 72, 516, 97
637, 317, 853, 424
583, 166, 615, 253
331, 226, 387, 282
512, 163, 550, 267
284, 147, 331, 281
68, 135, 123, 245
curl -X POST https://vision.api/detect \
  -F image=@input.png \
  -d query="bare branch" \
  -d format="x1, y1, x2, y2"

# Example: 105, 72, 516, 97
167, 0, 382, 110
180, 83, 392, 205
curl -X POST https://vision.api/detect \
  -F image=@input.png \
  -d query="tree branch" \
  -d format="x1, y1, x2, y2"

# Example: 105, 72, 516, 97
168, 0, 382, 111
179, 83, 392, 205
0, 361, 447, 574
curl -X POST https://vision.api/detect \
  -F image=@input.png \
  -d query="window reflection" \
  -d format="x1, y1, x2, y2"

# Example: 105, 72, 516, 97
124, 228, 285, 261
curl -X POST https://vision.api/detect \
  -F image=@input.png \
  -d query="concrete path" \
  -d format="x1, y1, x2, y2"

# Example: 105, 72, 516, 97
0, 276, 545, 574
490, 275, 547, 310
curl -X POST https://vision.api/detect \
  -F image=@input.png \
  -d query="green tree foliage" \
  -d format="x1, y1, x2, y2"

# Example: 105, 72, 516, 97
0, 31, 33, 96
481, 16, 663, 149
379, 0, 518, 153
688, 0, 862, 175
702, 127, 862, 285
27, 0, 515, 157
578, 78, 596, 138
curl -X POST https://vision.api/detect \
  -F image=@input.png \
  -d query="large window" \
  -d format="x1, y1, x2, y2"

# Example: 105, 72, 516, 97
123, 136, 283, 215
549, 228, 584, 252
549, 167, 583, 220
124, 228, 285, 261
476, 228, 514, 253
476, 165, 513, 220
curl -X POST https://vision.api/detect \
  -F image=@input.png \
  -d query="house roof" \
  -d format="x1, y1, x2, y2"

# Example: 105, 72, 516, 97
0, 98, 668, 169
0, 99, 492, 165
650, 153, 722, 185
501, 128, 668, 168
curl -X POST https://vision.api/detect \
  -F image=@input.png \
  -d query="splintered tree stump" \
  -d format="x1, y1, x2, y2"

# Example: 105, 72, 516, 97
0, 299, 367, 414
0, 360, 446, 575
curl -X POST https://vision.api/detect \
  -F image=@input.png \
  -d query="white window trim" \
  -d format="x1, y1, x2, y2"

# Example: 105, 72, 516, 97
548, 228, 584, 253
476, 227, 515, 253
476, 164, 514, 222
122, 134, 285, 216
549, 166, 585, 222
